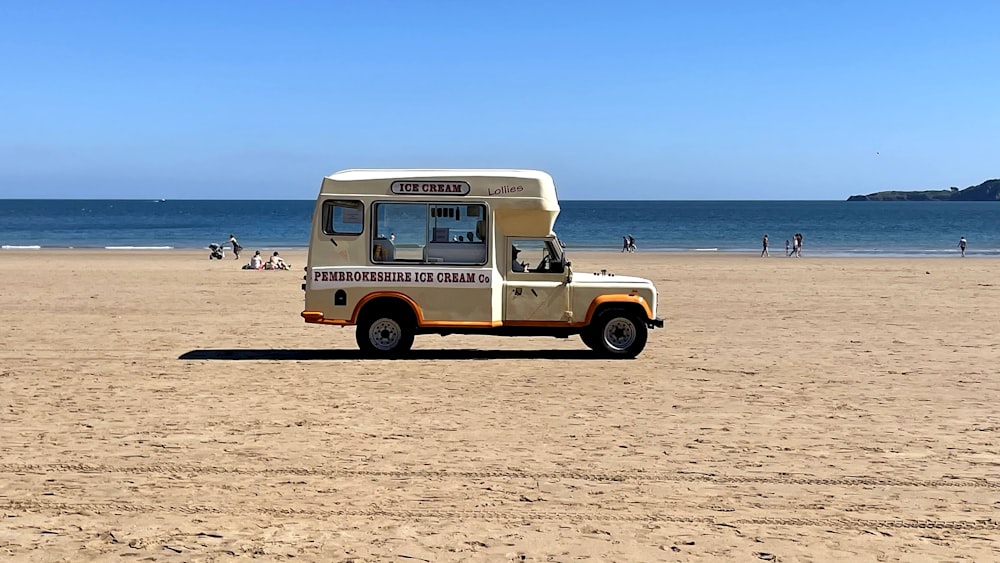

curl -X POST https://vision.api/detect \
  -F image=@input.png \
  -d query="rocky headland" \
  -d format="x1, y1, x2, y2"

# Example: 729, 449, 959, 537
847, 178, 1000, 201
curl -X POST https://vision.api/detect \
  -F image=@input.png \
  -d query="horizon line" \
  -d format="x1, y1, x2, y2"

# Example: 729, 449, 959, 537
0, 197, 971, 203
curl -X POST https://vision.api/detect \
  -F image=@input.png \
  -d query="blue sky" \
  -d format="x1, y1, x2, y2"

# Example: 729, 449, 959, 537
2, 1, 998, 200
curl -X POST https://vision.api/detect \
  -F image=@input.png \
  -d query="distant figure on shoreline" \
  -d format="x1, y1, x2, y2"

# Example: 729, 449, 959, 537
794, 233, 803, 257
785, 239, 791, 256
628, 235, 636, 252
959, 236, 967, 257
622, 235, 629, 252
227, 233, 242, 260
761, 234, 769, 257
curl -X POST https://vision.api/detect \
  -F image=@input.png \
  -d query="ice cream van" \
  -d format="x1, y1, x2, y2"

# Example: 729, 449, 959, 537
301, 169, 663, 358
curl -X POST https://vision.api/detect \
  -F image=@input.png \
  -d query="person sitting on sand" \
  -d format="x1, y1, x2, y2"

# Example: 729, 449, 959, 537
243, 250, 263, 270
265, 251, 288, 270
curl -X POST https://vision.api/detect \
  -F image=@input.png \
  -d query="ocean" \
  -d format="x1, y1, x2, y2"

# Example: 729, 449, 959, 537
2, 199, 999, 257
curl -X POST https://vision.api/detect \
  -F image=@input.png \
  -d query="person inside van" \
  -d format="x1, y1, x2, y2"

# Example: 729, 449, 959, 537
511, 245, 526, 272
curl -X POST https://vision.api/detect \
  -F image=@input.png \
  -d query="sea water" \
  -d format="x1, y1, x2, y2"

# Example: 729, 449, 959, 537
1, 199, 998, 257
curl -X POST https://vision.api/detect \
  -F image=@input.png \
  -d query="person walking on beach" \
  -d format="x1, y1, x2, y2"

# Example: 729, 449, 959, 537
785, 239, 790, 256
761, 234, 769, 257
959, 236, 967, 257
227, 233, 242, 260
794, 233, 803, 257
628, 235, 636, 252
622, 235, 629, 252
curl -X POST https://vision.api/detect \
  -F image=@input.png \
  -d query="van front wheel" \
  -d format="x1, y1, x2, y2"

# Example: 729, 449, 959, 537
356, 312, 414, 358
592, 308, 647, 358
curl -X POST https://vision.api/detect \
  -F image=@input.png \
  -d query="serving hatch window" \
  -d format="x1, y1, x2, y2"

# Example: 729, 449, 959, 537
322, 200, 364, 235
372, 202, 488, 264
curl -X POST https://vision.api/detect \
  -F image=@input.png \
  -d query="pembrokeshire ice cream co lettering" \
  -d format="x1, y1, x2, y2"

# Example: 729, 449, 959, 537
311, 267, 492, 289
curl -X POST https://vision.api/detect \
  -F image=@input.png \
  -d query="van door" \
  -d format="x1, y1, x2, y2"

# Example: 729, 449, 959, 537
503, 238, 571, 324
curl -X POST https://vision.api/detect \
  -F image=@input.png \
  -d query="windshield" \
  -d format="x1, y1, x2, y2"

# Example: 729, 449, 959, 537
547, 237, 565, 264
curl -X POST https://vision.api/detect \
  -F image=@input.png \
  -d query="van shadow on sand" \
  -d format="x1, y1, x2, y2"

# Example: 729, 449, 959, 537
179, 349, 602, 361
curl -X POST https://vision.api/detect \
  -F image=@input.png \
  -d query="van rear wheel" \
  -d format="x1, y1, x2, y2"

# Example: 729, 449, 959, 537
591, 308, 647, 358
356, 311, 414, 358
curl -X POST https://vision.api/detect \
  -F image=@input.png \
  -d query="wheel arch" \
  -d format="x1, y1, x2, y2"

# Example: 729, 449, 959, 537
353, 292, 423, 325
584, 295, 652, 326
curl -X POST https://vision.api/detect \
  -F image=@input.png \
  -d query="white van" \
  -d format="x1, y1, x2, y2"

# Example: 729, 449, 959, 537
302, 169, 663, 357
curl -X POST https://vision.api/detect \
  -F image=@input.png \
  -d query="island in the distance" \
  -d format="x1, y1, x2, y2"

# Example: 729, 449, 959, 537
847, 178, 1000, 201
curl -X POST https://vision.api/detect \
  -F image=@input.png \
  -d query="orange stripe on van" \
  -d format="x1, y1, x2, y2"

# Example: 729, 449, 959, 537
583, 295, 652, 324
351, 292, 424, 324
502, 320, 588, 328
421, 320, 501, 328
354, 293, 503, 328
307, 295, 652, 327
301, 311, 325, 322
301, 311, 352, 325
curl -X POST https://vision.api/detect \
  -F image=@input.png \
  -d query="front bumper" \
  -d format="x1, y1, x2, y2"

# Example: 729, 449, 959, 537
647, 317, 664, 329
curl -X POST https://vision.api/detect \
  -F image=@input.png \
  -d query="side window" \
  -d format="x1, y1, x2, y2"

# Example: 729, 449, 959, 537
372, 202, 488, 264
428, 204, 486, 244
373, 202, 426, 262
510, 239, 563, 274
322, 200, 364, 235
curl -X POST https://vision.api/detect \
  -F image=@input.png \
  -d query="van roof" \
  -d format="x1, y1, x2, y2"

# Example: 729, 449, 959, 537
326, 169, 553, 182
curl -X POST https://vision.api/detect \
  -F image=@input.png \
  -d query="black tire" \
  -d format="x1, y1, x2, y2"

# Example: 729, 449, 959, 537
355, 307, 415, 358
590, 307, 648, 358
580, 327, 601, 351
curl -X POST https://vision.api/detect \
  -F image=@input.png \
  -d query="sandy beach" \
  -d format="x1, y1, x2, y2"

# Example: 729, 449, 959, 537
1, 249, 998, 561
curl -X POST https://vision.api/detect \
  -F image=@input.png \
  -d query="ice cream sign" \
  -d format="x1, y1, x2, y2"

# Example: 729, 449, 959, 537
312, 267, 492, 289
391, 181, 471, 195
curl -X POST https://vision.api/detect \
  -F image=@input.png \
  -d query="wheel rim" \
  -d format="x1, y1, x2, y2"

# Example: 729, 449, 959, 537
368, 318, 403, 351
603, 317, 636, 351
